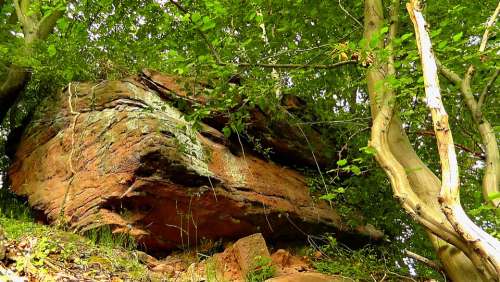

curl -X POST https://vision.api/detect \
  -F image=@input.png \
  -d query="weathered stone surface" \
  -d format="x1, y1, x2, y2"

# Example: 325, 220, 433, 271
233, 233, 270, 276
8, 73, 382, 252
140, 69, 332, 167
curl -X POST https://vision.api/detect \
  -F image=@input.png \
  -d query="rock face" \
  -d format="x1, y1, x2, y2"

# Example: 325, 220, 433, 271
8, 72, 381, 251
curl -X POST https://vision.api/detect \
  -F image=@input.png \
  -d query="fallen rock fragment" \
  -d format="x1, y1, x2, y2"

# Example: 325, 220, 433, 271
233, 233, 271, 276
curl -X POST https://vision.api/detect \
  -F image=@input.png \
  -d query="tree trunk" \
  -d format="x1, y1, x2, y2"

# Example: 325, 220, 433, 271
0, 66, 29, 122
0, 0, 65, 122
363, 0, 494, 280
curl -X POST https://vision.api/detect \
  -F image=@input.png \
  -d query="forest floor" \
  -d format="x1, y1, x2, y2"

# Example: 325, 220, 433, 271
0, 190, 429, 282
0, 216, 153, 281
0, 215, 321, 282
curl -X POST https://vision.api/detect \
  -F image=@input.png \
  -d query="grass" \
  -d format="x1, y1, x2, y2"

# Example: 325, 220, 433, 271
245, 255, 276, 282
0, 187, 149, 281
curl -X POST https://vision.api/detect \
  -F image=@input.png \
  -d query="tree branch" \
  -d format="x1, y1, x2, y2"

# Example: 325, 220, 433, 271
479, 2, 500, 53
170, 1, 358, 70
408, 1, 500, 278
464, 2, 500, 89
436, 59, 462, 85
37, 7, 65, 39
386, 0, 399, 78
478, 69, 499, 109
219, 60, 357, 69
12, 0, 26, 26
20, 0, 30, 16
404, 250, 444, 273
415, 130, 485, 160
0, 65, 29, 122
169, 1, 222, 64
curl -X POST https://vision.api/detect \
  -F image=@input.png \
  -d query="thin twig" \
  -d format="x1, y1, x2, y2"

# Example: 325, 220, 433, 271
414, 130, 485, 160
221, 60, 358, 69
478, 69, 499, 109
338, 0, 363, 27
170, 1, 358, 70
261, 44, 330, 61
404, 249, 444, 273
293, 117, 370, 125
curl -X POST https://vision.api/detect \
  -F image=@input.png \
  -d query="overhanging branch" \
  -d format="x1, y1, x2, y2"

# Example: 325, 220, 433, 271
170, 1, 358, 70
219, 60, 358, 69
479, 2, 500, 53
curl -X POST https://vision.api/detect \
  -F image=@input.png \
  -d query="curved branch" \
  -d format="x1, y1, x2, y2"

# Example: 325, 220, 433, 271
408, 1, 500, 278
478, 69, 499, 109
436, 59, 463, 85
0, 65, 29, 122
170, 1, 358, 70
37, 8, 65, 39
404, 250, 444, 273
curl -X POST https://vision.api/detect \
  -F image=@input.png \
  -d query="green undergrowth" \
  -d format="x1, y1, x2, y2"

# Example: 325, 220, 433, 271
0, 216, 149, 281
245, 255, 276, 282
305, 235, 442, 281
0, 188, 149, 281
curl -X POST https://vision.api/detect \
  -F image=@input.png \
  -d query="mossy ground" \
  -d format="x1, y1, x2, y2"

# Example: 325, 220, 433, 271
0, 188, 150, 281
0, 215, 151, 281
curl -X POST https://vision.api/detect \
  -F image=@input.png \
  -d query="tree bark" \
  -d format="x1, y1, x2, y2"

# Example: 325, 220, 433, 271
363, 0, 492, 280
0, 0, 65, 122
408, 2, 500, 277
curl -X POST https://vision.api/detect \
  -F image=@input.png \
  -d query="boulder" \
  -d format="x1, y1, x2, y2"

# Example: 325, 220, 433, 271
8, 72, 382, 252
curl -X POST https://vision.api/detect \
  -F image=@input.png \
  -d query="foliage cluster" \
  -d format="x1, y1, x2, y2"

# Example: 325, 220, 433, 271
0, 0, 498, 279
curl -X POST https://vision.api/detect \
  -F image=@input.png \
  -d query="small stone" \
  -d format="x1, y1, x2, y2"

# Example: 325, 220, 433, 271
233, 233, 271, 276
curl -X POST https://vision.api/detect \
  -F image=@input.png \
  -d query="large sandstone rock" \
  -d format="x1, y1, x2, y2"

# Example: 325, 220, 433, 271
8, 73, 381, 251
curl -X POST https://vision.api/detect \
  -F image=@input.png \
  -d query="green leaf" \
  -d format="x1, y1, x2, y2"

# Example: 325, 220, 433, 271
349, 165, 361, 176
337, 159, 348, 166
191, 12, 202, 23
438, 40, 448, 49
401, 33, 413, 41
222, 126, 231, 138
359, 146, 377, 155
452, 32, 463, 42
57, 18, 69, 31
201, 17, 216, 31
47, 45, 57, 57
320, 193, 336, 201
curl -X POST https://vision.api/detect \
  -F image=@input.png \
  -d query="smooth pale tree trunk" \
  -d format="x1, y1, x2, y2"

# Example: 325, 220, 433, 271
363, 0, 495, 280
408, 1, 500, 277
